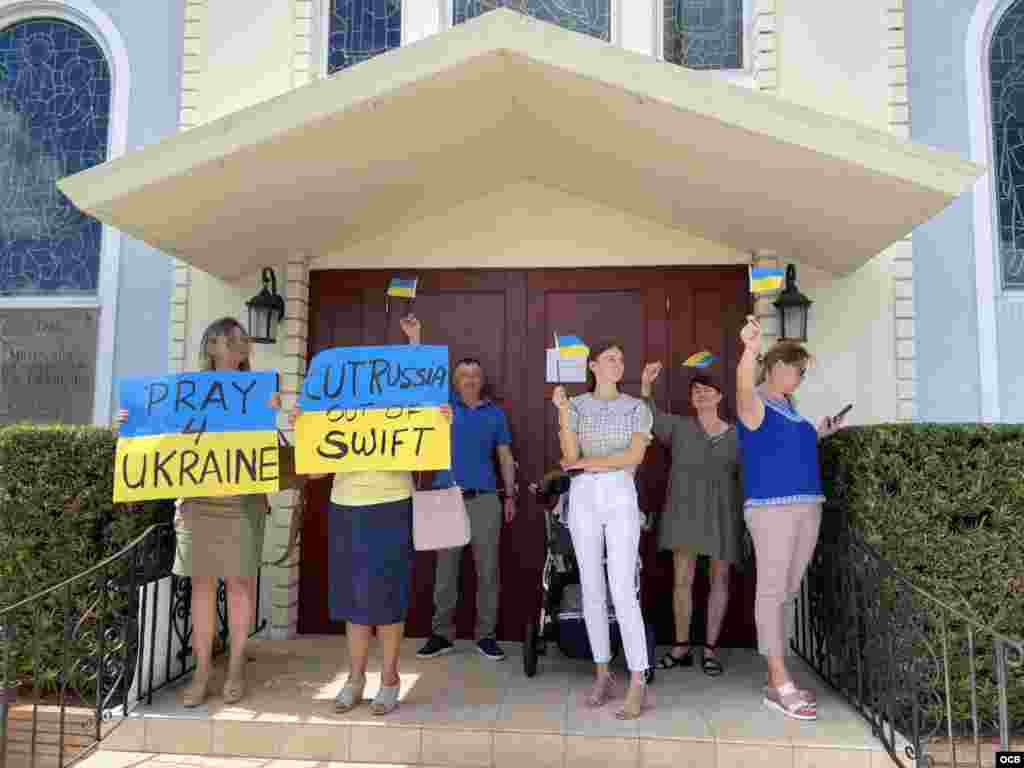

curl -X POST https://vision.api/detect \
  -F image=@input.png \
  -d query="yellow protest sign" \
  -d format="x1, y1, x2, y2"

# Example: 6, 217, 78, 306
115, 430, 280, 503
295, 406, 451, 474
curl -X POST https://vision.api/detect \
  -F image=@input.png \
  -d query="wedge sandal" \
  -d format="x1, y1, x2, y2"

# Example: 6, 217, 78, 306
370, 683, 401, 716
763, 683, 817, 721
657, 643, 695, 670
702, 645, 724, 677
334, 676, 366, 713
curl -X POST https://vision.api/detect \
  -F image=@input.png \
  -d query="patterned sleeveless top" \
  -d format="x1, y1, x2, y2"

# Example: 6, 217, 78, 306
736, 389, 824, 508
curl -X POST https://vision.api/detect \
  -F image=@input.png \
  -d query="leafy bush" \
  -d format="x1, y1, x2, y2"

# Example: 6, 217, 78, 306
820, 424, 1024, 732
0, 424, 173, 695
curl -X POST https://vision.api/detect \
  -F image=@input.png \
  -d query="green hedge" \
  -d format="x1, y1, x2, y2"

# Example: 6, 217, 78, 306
820, 424, 1024, 732
0, 424, 172, 693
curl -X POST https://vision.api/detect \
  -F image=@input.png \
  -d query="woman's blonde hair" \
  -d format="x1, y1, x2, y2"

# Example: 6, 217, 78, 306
198, 317, 251, 372
756, 340, 812, 386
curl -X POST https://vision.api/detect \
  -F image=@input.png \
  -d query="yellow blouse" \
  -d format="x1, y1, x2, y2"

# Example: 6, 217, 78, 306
329, 470, 414, 507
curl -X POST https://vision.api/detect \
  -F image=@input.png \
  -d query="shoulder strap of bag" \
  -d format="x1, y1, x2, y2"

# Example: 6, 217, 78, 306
263, 428, 302, 567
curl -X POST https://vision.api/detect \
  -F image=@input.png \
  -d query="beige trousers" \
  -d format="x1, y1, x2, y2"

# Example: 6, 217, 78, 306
744, 503, 822, 657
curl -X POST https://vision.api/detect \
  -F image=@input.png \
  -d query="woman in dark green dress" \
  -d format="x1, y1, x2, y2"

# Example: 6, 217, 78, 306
641, 362, 743, 676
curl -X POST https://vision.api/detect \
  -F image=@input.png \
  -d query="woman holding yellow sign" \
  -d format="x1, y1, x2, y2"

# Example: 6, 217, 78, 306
289, 315, 452, 717
115, 317, 300, 708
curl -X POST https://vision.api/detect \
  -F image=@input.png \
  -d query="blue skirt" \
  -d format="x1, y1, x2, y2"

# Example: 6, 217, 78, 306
328, 498, 414, 626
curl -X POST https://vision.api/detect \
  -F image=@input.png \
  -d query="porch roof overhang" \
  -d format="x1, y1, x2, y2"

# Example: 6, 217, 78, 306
58, 9, 982, 281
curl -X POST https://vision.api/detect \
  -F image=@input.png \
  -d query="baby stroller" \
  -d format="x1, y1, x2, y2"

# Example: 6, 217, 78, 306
524, 470, 657, 684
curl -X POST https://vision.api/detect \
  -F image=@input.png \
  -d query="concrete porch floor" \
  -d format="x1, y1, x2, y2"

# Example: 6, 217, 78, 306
97, 637, 895, 768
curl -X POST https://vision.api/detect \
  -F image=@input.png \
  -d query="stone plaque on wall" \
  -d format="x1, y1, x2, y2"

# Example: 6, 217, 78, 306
0, 309, 99, 425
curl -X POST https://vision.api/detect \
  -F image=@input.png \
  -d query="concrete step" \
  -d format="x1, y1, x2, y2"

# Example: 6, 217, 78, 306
93, 637, 892, 768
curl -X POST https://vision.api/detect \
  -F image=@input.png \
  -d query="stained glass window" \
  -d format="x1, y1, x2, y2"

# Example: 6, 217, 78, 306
327, 0, 401, 74
991, 0, 1024, 289
0, 18, 110, 295
664, 0, 743, 71
453, 1, 611, 43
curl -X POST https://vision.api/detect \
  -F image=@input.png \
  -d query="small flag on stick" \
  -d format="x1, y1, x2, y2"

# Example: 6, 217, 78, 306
387, 277, 418, 299
555, 334, 589, 359
683, 350, 717, 368
749, 266, 785, 295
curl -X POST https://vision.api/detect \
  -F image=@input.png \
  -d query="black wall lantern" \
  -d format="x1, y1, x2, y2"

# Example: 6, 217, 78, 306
246, 267, 285, 344
773, 265, 813, 342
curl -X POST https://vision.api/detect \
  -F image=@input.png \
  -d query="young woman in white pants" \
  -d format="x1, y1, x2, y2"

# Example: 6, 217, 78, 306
552, 340, 653, 720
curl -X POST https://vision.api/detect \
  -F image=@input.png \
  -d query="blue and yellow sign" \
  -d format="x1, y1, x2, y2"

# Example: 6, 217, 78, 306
296, 345, 451, 474
114, 371, 280, 503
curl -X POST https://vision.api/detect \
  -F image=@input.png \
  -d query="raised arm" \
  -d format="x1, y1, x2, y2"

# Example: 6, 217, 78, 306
553, 386, 580, 465
640, 361, 681, 445
736, 315, 765, 431
400, 314, 421, 345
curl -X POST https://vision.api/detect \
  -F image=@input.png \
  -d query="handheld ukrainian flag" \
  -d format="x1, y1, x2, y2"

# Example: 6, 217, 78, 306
683, 350, 718, 368
387, 276, 418, 299
555, 334, 589, 359
749, 265, 785, 295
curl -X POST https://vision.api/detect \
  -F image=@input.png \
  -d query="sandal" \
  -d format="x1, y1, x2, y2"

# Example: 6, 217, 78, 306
657, 643, 694, 670
615, 681, 648, 720
334, 676, 367, 713
181, 667, 210, 708
585, 673, 615, 708
702, 646, 724, 677
764, 680, 816, 702
763, 682, 817, 721
370, 683, 401, 716
222, 674, 246, 705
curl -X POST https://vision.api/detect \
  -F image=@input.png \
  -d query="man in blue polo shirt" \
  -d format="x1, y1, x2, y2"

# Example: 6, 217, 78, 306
417, 356, 517, 661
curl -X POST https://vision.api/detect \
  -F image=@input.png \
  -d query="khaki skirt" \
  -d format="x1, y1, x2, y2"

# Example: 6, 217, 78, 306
173, 495, 268, 580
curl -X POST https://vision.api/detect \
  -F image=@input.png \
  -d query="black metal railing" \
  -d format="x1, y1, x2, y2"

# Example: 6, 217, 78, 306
0, 523, 264, 768
795, 508, 1024, 767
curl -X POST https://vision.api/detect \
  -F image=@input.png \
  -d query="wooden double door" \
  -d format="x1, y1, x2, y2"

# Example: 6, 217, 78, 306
299, 267, 754, 647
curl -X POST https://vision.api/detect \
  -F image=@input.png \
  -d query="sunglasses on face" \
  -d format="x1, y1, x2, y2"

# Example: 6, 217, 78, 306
774, 361, 807, 379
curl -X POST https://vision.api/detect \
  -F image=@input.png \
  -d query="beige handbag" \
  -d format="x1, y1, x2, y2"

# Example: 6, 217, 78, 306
412, 474, 470, 551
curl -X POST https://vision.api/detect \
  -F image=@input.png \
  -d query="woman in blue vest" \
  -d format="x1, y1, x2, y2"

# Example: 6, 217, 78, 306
735, 316, 846, 721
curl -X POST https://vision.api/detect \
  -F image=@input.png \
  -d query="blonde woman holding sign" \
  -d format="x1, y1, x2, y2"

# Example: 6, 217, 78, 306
289, 315, 452, 717
115, 317, 299, 708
